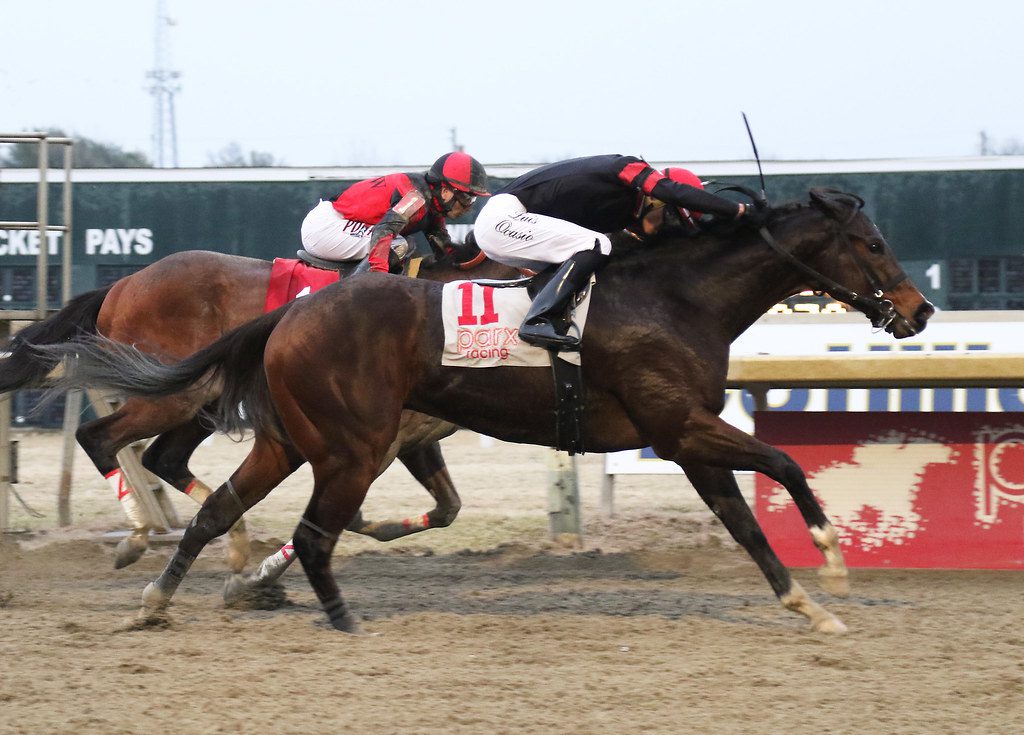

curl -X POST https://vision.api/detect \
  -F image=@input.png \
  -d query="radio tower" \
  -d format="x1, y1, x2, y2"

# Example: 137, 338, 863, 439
147, 0, 180, 167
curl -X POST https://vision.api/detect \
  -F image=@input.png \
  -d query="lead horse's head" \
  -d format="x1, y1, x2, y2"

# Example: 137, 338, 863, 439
775, 188, 934, 338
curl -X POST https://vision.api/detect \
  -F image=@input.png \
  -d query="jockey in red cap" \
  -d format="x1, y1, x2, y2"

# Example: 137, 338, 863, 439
301, 151, 490, 273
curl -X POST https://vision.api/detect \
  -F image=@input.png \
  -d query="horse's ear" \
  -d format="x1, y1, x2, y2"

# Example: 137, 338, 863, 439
808, 188, 864, 223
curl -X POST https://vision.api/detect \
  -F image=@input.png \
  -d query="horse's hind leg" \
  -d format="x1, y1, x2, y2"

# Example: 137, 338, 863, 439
681, 463, 847, 634
347, 440, 462, 541
76, 395, 199, 568
141, 413, 251, 573
292, 455, 380, 633
141, 433, 304, 614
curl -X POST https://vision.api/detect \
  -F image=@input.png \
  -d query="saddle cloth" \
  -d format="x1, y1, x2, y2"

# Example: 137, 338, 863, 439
441, 280, 593, 367
263, 258, 341, 312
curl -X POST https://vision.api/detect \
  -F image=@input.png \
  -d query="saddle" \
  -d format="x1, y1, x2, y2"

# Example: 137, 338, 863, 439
296, 249, 361, 273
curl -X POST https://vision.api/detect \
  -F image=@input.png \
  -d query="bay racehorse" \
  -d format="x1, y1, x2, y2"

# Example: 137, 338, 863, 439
45, 189, 934, 633
2, 247, 518, 569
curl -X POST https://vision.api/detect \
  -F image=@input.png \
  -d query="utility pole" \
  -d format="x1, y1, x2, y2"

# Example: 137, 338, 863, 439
147, 0, 181, 167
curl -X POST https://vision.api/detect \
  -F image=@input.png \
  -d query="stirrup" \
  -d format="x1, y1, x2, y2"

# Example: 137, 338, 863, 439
518, 321, 581, 352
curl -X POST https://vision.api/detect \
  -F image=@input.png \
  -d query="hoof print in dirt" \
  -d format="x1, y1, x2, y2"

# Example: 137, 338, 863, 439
116, 610, 173, 633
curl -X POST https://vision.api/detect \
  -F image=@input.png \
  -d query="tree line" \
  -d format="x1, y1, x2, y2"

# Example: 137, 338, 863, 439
0, 128, 281, 168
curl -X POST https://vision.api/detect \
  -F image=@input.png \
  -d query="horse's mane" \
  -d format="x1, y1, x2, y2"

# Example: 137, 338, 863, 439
609, 194, 832, 271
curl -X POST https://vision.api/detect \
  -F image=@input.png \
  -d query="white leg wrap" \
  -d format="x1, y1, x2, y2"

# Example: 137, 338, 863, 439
107, 469, 147, 529
252, 540, 296, 584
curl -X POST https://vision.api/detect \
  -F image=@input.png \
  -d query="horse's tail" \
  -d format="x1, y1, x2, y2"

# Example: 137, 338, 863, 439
0, 286, 112, 394
35, 304, 292, 438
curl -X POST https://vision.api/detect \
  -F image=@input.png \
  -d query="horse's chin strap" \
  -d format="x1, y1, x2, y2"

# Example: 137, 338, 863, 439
755, 225, 908, 331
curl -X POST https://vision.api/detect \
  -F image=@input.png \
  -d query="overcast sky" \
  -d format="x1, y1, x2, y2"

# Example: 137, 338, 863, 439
2, 0, 1022, 167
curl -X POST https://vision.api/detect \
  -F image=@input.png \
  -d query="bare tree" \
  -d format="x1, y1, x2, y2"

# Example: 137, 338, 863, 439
207, 141, 282, 167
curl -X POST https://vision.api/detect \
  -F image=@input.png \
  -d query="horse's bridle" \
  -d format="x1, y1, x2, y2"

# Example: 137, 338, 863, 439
755, 214, 915, 334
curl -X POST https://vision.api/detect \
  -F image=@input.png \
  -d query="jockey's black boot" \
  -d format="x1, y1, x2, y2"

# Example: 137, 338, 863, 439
519, 244, 610, 351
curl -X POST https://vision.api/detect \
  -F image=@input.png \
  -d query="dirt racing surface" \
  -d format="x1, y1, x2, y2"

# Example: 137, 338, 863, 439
0, 430, 1021, 734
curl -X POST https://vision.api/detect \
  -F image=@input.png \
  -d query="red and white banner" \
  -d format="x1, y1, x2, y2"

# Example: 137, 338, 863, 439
755, 412, 1024, 569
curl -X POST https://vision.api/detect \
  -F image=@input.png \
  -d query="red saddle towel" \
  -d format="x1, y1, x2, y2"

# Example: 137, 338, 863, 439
263, 258, 341, 312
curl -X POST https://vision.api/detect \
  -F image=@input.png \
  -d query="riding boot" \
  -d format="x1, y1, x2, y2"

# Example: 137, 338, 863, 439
519, 243, 610, 351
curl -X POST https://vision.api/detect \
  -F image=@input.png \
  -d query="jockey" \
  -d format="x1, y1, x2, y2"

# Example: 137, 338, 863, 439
473, 154, 766, 350
301, 151, 490, 273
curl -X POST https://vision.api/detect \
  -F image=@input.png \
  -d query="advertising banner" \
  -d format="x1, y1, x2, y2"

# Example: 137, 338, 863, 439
754, 412, 1024, 569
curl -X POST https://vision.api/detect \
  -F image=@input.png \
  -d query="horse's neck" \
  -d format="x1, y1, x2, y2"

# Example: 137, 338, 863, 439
618, 226, 813, 342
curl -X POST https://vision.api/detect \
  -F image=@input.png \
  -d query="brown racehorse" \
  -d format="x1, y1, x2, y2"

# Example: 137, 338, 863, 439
46, 189, 935, 634
1, 248, 519, 569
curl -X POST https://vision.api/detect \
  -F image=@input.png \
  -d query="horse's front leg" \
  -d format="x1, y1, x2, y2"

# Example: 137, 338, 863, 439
666, 410, 850, 597
140, 412, 251, 574
679, 462, 846, 633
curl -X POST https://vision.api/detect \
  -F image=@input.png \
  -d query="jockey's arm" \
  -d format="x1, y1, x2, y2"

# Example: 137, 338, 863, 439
424, 221, 455, 260
616, 157, 742, 220
366, 189, 427, 273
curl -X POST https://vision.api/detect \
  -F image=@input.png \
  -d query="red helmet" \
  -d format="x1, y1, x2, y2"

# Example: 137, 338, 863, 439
427, 152, 491, 197
663, 167, 704, 221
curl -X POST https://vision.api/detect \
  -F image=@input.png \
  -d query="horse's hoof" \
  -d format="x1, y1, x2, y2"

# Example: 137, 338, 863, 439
818, 569, 851, 598
811, 615, 849, 634
329, 612, 364, 635
113, 535, 149, 569
222, 573, 250, 606
141, 582, 170, 611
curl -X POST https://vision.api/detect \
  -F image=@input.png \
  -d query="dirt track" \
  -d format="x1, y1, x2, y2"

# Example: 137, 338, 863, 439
0, 430, 1021, 734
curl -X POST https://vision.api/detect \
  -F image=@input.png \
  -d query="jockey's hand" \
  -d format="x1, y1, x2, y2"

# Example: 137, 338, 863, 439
736, 202, 769, 229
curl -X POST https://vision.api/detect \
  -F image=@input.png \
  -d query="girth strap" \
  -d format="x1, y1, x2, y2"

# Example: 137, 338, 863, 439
549, 352, 585, 455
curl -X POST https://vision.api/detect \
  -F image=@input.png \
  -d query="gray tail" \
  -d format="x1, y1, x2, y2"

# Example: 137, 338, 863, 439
0, 286, 112, 394
34, 304, 294, 438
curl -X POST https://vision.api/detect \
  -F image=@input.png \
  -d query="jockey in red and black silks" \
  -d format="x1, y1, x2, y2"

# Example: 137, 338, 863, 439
301, 151, 491, 273
473, 154, 768, 350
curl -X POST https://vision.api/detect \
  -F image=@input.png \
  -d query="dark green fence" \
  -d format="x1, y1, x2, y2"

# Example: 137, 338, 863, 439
2, 159, 1023, 426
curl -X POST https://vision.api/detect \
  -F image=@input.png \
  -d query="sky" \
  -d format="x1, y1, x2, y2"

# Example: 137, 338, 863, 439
2, 0, 1022, 168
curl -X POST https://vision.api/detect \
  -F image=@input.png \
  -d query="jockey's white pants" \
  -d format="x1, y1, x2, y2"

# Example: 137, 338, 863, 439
474, 194, 612, 271
300, 199, 407, 261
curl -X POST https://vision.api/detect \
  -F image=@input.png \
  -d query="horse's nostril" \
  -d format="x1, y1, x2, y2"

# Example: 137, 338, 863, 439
914, 301, 935, 330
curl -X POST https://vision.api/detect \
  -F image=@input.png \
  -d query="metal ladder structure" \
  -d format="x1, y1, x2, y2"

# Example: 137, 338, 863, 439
0, 132, 73, 532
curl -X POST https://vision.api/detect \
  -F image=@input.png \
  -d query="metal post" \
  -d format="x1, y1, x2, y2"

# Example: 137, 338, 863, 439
36, 137, 49, 320
0, 322, 10, 532
58, 389, 84, 526
62, 144, 74, 304
546, 449, 582, 546
601, 472, 615, 517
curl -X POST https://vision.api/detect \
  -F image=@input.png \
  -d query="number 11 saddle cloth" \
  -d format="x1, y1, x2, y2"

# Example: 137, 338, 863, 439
440, 279, 593, 368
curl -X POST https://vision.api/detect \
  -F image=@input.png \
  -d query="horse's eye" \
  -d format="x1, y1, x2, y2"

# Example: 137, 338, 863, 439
867, 241, 884, 254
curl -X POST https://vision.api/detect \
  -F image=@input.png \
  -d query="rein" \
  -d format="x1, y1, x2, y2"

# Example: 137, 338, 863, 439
755, 217, 911, 332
